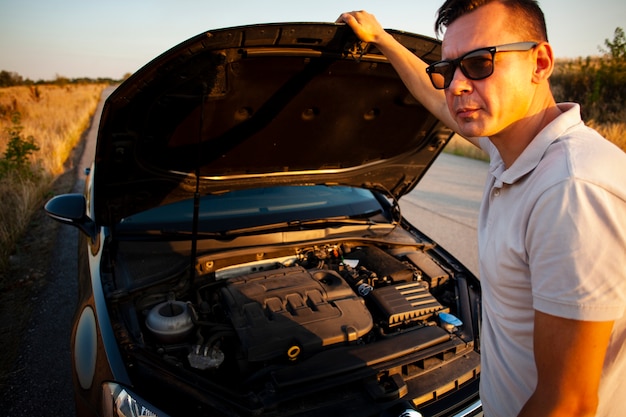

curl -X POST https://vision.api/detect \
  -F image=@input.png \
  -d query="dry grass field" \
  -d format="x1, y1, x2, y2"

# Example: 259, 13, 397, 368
0, 84, 106, 174
0, 84, 106, 271
443, 134, 489, 160
588, 121, 626, 152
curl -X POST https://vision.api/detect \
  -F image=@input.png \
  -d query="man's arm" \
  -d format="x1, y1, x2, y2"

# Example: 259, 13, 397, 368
338, 11, 478, 146
518, 310, 613, 417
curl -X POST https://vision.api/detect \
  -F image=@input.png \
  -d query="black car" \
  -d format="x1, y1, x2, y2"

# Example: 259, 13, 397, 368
45, 22, 482, 417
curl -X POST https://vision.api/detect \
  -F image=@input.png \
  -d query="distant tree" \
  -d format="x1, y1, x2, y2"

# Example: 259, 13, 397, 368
600, 27, 626, 62
586, 27, 626, 122
0, 70, 24, 87
54, 74, 69, 86
551, 27, 625, 123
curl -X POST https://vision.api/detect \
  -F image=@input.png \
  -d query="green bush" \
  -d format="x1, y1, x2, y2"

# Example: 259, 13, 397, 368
551, 27, 626, 123
0, 112, 40, 179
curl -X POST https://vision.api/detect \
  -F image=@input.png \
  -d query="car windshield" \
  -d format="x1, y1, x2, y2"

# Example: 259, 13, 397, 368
117, 185, 385, 234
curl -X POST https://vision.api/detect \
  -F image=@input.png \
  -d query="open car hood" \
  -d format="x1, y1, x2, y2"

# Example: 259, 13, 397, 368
94, 23, 450, 226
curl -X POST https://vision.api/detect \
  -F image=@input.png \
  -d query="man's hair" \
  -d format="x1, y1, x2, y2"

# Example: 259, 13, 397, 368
434, 0, 548, 42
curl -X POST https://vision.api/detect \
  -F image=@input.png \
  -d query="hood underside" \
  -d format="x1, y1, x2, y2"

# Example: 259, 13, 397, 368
95, 23, 449, 226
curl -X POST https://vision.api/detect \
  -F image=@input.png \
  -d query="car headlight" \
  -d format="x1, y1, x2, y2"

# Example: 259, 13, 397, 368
102, 382, 168, 417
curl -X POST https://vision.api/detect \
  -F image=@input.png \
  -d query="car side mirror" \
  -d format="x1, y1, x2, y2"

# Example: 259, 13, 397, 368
44, 194, 97, 240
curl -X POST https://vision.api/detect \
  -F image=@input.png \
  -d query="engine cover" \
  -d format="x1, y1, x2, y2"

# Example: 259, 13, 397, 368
221, 266, 373, 362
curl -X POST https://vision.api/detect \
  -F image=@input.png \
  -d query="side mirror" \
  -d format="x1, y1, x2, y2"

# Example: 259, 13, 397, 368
44, 194, 97, 240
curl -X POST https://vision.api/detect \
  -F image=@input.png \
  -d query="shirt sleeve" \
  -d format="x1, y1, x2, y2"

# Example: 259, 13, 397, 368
527, 178, 626, 321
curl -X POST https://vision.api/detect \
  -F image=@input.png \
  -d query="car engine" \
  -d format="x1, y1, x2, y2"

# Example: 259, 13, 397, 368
114, 241, 471, 397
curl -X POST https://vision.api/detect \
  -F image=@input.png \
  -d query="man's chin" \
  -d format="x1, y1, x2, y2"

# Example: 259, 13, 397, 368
457, 121, 486, 138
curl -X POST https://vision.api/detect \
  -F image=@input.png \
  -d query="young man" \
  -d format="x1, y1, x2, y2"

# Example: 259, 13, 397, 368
339, 2, 626, 416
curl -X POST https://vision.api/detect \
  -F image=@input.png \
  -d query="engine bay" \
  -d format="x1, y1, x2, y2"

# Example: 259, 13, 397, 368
110, 241, 478, 404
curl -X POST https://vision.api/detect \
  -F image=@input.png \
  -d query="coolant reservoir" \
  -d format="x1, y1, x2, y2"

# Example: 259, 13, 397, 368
145, 300, 194, 343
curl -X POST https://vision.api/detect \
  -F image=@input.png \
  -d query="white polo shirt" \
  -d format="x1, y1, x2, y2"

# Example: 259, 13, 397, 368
477, 103, 626, 417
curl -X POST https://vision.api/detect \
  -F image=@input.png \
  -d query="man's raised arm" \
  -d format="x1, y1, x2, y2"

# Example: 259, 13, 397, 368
337, 11, 458, 134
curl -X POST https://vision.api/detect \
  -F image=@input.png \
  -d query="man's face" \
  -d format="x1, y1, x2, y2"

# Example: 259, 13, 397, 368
441, 2, 537, 139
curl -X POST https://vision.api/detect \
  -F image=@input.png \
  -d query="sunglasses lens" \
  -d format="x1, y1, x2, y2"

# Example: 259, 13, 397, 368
427, 48, 497, 89
460, 50, 494, 80
428, 62, 455, 89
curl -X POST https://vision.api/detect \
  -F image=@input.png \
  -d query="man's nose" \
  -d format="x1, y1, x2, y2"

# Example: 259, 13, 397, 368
447, 67, 473, 95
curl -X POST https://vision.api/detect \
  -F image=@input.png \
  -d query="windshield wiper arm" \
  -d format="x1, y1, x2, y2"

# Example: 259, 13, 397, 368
220, 216, 393, 236
117, 215, 392, 240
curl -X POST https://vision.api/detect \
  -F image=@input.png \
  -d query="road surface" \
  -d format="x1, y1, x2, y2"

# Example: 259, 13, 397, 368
402, 152, 488, 276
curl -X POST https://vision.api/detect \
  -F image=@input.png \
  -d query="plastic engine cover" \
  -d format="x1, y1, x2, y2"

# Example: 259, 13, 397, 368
370, 282, 446, 328
221, 266, 373, 361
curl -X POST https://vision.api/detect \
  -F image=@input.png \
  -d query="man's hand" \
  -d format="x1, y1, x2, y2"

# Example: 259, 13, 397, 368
336, 11, 387, 44
337, 10, 465, 139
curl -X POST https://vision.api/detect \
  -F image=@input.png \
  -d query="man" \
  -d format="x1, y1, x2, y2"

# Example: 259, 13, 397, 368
339, 2, 626, 416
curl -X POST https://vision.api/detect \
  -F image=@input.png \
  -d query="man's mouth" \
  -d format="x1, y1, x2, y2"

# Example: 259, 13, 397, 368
455, 107, 480, 119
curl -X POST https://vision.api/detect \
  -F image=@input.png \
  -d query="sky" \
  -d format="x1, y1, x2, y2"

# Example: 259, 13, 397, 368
1, 0, 625, 81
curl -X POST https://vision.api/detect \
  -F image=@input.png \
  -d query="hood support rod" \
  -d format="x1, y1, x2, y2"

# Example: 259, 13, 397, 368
189, 85, 207, 287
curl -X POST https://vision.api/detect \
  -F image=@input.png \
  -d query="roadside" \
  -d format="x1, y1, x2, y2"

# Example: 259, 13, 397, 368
0, 187, 79, 415
0, 86, 114, 413
0, 132, 82, 392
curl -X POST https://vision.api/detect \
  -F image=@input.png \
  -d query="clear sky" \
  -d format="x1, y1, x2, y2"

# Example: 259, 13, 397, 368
1, 0, 625, 81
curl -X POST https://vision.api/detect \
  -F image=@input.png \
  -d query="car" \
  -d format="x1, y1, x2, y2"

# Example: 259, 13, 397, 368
44, 22, 482, 417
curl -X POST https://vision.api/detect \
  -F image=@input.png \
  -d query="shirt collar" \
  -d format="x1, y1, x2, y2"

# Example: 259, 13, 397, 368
490, 103, 582, 186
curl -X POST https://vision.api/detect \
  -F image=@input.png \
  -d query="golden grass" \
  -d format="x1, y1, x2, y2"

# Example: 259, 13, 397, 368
0, 84, 106, 175
443, 134, 489, 161
588, 121, 626, 153
0, 84, 106, 271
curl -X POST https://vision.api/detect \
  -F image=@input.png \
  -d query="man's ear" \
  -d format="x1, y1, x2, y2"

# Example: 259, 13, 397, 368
532, 42, 555, 83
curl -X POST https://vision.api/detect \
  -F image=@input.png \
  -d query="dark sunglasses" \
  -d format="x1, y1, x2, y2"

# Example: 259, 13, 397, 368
425, 41, 538, 90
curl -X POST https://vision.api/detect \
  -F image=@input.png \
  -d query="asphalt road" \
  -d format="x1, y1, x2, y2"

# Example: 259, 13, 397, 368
0, 87, 488, 416
402, 152, 488, 276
